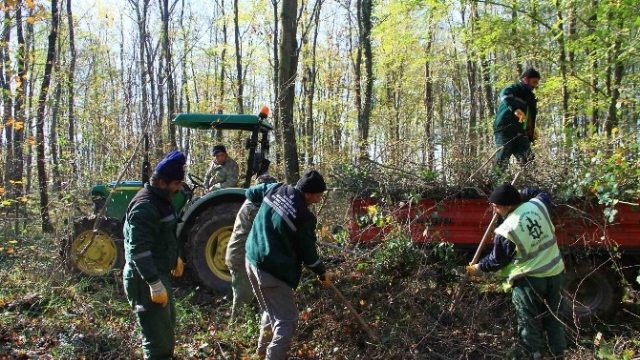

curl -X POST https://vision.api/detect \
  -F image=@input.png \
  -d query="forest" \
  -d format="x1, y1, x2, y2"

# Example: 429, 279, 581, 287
1, 0, 639, 358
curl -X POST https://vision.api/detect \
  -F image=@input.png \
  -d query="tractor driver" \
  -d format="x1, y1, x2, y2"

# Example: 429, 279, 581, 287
204, 144, 239, 191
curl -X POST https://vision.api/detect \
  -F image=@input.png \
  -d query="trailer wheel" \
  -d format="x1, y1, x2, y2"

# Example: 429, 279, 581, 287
564, 264, 622, 320
187, 202, 242, 294
62, 216, 124, 276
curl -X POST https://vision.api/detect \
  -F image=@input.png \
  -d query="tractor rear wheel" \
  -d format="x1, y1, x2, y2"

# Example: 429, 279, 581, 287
187, 202, 242, 294
63, 216, 125, 276
564, 263, 622, 321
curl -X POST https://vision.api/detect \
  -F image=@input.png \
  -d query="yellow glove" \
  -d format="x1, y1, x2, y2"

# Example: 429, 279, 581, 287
149, 280, 168, 307
466, 264, 482, 277
171, 257, 184, 278
514, 109, 526, 123
319, 271, 332, 288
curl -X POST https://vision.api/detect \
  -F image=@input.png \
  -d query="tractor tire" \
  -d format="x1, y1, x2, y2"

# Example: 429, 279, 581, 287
62, 216, 125, 276
564, 263, 622, 321
187, 202, 242, 294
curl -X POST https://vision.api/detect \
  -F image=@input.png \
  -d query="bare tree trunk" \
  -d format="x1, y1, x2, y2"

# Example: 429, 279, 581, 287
25, 6, 35, 194
303, 2, 321, 165
66, 0, 78, 182
279, 0, 300, 183
12, 2, 26, 198
356, 0, 373, 159
179, 0, 191, 154
160, 0, 177, 149
605, 7, 624, 137
131, 0, 150, 151
50, 75, 62, 192
465, 4, 478, 157
36, 0, 60, 233
271, 0, 280, 161
423, 23, 434, 169
2, 0, 13, 188
554, 1, 571, 151
214, 0, 227, 140
233, 0, 244, 113
50, 19, 63, 193
588, 0, 598, 132
358, 0, 373, 157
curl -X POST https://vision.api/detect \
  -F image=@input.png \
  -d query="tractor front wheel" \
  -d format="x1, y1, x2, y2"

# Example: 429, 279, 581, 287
188, 202, 242, 294
63, 216, 124, 276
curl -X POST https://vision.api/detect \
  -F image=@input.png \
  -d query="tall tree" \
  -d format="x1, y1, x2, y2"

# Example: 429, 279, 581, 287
1, 0, 12, 187
356, 0, 373, 159
35, 0, 60, 233
160, 0, 177, 149
278, 0, 300, 182
233, 0, 244, 113
12, 0, 27, 198
66, 0, 78, 180
301, 1, 322, 165
130, 0, 151, 153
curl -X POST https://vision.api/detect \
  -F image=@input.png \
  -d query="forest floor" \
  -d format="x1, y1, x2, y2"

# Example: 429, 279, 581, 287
1, 225, 639, 360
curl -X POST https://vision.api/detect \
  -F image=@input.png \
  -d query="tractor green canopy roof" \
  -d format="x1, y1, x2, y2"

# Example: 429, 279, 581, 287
172, 113, 274, 131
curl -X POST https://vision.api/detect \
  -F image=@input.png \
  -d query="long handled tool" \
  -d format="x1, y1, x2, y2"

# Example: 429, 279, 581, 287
469, 171, 522, 266
329, 283, 379, 343
446, 171, 522, 314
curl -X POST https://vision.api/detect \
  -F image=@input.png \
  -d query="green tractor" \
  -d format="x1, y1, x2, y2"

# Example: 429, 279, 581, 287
63, 110, 273, 294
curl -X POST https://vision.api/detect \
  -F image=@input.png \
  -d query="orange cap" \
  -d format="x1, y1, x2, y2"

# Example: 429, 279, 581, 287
259, 105, 270, 118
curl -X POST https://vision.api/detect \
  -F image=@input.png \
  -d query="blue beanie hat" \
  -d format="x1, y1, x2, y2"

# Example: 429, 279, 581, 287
154, 150, 186, 181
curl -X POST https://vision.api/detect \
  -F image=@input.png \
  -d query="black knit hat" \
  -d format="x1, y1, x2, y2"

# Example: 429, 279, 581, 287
154, 150, 186, 182
520, 68, 541, 79
212, 145, 227, 155
489, 183, 522, 206
296, 170, 326, 193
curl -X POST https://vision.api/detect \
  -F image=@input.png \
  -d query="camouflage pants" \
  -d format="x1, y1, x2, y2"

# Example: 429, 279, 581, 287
512, 273, 567, 357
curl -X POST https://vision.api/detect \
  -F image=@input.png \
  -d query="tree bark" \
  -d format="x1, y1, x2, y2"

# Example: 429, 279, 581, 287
279, 0, 300, 183
131, 0, 150, 150
588, 0, 598, 132
356, 0, 373, 159
423, 22, 434, 169
66, 0, 78, 181
12, 2, 26, 197
554, 1, 571, 151
36, 0, 60, 233
160, 0, 177, 149
233, 0, 244, 113
271, 0, 280, 162
2, 0, 13, 187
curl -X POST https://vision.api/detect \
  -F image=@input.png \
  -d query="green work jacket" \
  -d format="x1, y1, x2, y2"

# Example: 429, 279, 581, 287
494, 81, 537, 141
124, 183, 179, 284
245, 183, 326, 289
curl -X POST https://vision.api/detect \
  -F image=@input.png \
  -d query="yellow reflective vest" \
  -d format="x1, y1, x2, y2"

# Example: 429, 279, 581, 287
496, 198, 565, 284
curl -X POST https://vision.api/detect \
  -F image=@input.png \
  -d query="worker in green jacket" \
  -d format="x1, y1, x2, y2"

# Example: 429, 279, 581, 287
123, 151, 186, 359
467, 184, 567, 359
245, 170, 332, 360
494, 68, 540, 174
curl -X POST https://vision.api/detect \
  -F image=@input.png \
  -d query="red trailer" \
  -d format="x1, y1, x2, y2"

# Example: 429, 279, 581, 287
349, 196, 640, 318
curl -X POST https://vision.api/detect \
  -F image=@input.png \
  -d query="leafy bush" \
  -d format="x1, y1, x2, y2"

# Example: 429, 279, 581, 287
371, 227, 421, 277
